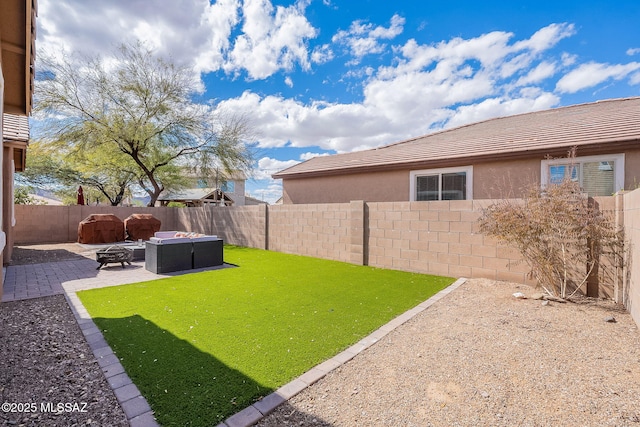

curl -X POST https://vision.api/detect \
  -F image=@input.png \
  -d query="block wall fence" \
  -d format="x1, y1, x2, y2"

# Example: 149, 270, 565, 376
13, 192, 640, 326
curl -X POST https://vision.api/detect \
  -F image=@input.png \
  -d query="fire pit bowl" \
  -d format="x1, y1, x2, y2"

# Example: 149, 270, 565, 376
96, 245, 134, 270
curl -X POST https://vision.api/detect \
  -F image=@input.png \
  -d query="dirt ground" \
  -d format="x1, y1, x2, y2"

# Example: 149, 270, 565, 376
9, 243, 99, 265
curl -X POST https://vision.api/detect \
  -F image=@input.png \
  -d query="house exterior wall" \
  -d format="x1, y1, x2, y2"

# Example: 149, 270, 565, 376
281, 148, 640, 204
282, 170, 409, 204
0, 25, 6, 281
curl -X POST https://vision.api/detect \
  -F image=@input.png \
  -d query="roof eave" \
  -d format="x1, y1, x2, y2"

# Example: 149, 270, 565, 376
273, 138, 640, 180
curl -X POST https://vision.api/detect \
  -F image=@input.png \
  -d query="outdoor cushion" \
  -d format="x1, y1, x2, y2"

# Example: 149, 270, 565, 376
190, 235, 218, 242
149, 236, 191, 244
154, 231, 179, 238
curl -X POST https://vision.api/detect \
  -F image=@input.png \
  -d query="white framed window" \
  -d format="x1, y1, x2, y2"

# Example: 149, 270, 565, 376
410, 166, 473, 201
541, 153, 624, 197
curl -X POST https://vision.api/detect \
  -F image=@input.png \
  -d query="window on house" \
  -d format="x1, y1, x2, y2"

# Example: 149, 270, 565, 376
410, 166, 473, 201
541, 154, 624, 197
220, 181, 235, 193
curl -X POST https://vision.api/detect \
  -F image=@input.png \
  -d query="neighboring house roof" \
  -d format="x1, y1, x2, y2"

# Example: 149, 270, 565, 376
2, 113, 29, 142
158, 188, 228, 202
244, 195, 268, 205
158, 188, 234, 206
273, 97, 640, 179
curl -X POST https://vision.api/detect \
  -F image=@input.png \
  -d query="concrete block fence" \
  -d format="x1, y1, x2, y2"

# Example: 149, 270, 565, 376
12, 191, 640, 326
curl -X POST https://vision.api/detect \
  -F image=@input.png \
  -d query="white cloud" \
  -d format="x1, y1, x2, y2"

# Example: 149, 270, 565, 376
513, 23, 575, 53
215, 23, 586, 153
444, 94, 560, 129
627, 48, 640, 56
37, 0, 318, 83
284, 76, 294, 88
515, 61, 557, 86
332, 14, 405, 63
561, 52, 577, 66
299, 152, 331, 161
255, 157, 300, 179
223, 0, 318, 79
556, 61, 640, 93
311, 44, 334, 64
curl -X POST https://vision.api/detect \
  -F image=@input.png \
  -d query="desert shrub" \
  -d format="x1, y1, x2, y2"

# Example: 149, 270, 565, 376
478, 179, 624, 299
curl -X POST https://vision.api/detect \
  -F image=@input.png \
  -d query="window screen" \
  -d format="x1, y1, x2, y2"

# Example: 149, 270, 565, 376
416, 172, 467, 201
416, 175, 439, 201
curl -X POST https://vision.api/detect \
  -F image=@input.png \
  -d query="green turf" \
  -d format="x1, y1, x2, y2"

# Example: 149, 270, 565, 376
78, 246, 455, 425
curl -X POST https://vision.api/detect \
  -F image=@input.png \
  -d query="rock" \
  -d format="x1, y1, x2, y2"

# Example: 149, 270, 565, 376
605, 316, 617, 323
512, 292, 526, 299
541, 300, 550, 306
531, 293, 545, 300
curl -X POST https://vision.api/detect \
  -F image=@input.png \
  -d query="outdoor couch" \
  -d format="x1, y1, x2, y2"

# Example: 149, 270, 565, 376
145, 231, 223, 273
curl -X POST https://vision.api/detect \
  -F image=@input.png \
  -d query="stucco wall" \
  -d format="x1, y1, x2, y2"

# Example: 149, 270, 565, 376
282, 170, 409, 204
281, 149, 640, 204
280, 160, 545, 204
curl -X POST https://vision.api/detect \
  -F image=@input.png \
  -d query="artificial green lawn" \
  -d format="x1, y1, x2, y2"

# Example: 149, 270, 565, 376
78, 246, 455, 426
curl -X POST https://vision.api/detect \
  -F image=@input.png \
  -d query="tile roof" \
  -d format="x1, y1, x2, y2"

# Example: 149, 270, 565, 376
2, 113, 30, 142
273, 97, 640, 179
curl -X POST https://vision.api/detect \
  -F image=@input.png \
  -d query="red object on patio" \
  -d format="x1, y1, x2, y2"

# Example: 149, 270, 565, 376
124, 214, 162, 241
78, 214, 125, 244
77, 186, 85, 205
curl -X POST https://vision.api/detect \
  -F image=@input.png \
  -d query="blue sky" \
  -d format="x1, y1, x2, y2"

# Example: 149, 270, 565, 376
35, 0, 640, 203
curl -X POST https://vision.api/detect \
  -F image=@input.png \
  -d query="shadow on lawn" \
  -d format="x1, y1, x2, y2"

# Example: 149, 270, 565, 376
93, 314, 332, 426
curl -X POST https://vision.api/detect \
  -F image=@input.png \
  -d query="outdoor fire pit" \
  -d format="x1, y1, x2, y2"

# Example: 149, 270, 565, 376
95, 245, 134, 270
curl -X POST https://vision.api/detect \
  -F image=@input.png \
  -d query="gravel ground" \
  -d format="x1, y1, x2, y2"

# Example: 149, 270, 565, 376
1, 244, 128, 427
257, 279, 640, 427
0, 295, 129, 427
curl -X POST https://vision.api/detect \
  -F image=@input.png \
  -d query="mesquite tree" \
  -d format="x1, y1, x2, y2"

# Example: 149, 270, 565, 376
34, 42, 253, 206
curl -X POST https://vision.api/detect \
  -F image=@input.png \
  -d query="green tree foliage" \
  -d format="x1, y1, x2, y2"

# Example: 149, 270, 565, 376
19, 140, 134, 206
34, 42, 253, 206
14, 186, 42, 205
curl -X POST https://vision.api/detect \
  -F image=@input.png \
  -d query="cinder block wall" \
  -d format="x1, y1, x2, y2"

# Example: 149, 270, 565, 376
268, 203, 352, 262
13, 194, 635, 320
365, 200, 531, 283
623, 189, 640, 326
14, 205, 179, 243
177, 205, 267, 249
